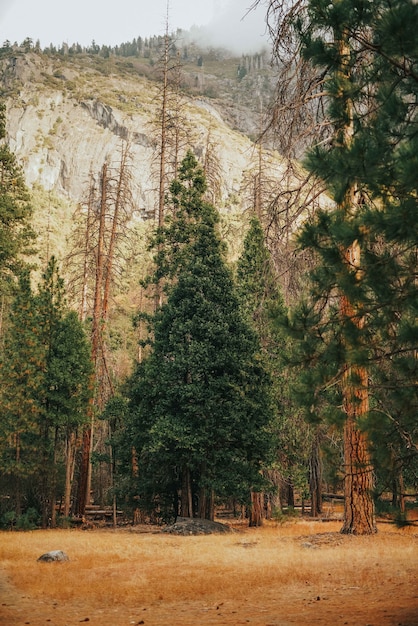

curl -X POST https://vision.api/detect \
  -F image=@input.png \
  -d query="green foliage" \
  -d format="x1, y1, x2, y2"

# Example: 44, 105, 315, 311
236, 216, 313, 504
0, 507, 40, 530
124, 153, 273, 520
0, 102, 36, 295
0, 271, 45, 494
287, 0, 418, 495
0, 257, 93, 523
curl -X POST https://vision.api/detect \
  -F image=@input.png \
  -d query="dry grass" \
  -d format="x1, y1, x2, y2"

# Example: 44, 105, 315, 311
1, 520, 417, 613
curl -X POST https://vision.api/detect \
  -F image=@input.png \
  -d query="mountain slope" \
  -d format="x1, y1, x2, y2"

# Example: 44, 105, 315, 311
1, 49, 283, 252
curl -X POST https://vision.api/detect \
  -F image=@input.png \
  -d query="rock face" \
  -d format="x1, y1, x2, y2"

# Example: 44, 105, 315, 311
37, 550, 69, 562
162, 517, 232, 535
2, 50, 284, 221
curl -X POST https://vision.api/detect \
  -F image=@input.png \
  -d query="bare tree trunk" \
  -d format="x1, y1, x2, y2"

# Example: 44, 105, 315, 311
249, 491, 264, 527
77, 163, 108, 515
49, 427, 59, 528
63, 431, 76, 517
78, 176, 95, 321
309, 430, 323, 517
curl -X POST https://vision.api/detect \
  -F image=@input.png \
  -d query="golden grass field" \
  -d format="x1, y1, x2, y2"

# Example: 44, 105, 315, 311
1, 519, 417, 625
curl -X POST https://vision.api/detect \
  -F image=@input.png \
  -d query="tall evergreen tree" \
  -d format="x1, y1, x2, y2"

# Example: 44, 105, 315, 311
237, 217, 315, 521
0, 101, 35, 300
0, 259, 93, 525
126, 153, 273, 521
36, 257, 93, 526
261, 0, 417, 533
0, 271, 44, 517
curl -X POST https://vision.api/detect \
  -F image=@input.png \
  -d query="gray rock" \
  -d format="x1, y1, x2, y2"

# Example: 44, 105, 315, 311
37, 550, 69, 562
162, 517, 232, 535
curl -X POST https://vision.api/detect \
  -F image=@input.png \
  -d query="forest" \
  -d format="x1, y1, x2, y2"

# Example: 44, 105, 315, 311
0, 0, 416, 537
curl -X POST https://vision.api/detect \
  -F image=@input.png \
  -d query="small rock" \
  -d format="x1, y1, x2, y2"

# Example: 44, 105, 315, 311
37, 550, 69, 562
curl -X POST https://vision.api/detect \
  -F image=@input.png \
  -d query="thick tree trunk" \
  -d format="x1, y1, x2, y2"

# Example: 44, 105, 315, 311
340, 244, 375, 534
340, 248, 376, 535
249, 491, 264, 527
341, 415, 376, 534
336, 29, 376, 535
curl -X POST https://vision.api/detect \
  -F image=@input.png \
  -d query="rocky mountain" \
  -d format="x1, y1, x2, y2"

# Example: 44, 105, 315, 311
0, 44, 285, 261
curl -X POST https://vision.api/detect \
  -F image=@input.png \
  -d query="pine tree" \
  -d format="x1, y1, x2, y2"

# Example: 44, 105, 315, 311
273, 0, 418, 533
237, 216, 283, 524
0, 259, 93, 525
237, 216, 316, 520
0, 102, 35, 296
357, 0, 418, 509
0, 271, 44, 517
126, 153, 273, 521
36, 257, 93, 525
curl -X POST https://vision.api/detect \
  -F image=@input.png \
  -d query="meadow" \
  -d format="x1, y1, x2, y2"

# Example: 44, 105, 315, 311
1, 519, 417, 625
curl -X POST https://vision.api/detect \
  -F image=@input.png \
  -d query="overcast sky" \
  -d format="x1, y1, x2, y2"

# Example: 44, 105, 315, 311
0, 0, 270, 53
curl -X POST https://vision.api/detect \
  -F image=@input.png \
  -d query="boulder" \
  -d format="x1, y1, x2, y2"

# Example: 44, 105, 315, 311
37, 550, 69, 562
162, 517, 232, 535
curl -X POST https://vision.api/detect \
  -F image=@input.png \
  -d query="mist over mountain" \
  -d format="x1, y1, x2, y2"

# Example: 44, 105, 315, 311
1, 0, 269, 55
187, 1, 270, 55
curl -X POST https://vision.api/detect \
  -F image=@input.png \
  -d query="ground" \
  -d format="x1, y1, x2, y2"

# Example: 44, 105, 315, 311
1, 519, 417, 626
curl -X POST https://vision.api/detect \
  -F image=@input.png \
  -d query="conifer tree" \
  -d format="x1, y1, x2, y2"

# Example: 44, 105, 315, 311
36, 257, 93, 526
236, 216, 284, 524
0, 259, 93, 525
0, 101, 35, 335
0, 271, 44, 517
126, 153, 273, 521
260, 0, 417, 533
237, 217, 314, 521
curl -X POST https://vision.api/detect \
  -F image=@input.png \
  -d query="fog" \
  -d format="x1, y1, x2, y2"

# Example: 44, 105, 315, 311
0, 0, 270, 55
188, 1, 270, 54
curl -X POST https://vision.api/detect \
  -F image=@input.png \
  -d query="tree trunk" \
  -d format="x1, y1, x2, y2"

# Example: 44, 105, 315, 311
198, 487, 215, 521
287, 477, 295, 509
249, 491, 264, 527
398, 469, 406, 514
63, 431, 76, 517
309, 431, 323, 517
339, 244, 376, 535
50, 426, 59, 528
180, 466, 193, 517
341, 413, 376, 534
77, 163, 107, 515
336, 31, 376, 535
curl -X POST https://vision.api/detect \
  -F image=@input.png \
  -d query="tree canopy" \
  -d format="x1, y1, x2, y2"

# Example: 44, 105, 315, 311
125, 153, 273, 521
